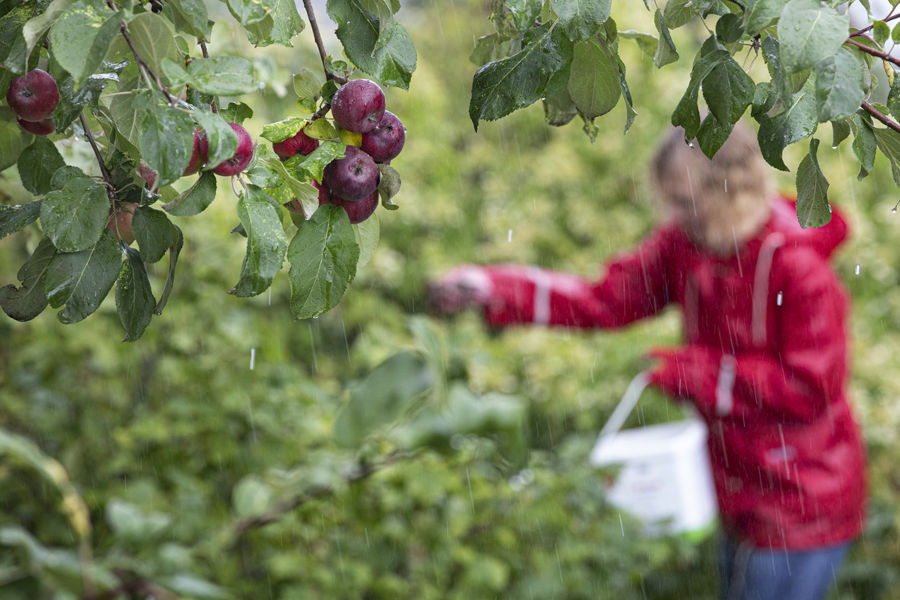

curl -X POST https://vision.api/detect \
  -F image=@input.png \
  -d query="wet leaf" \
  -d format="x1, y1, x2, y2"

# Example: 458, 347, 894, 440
116, 246, 155, 341
17, 137, 65, 196
44, 229, 122, 323
40, 176, 110, 253
231, 186, 288, 297
0, 237, 56, 321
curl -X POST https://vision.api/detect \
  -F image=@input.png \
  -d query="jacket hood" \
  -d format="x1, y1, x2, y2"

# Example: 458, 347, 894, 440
769, 196, 849, 259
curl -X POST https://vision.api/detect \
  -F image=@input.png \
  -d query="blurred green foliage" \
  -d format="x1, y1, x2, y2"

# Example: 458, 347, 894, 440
2, 1, 900, 598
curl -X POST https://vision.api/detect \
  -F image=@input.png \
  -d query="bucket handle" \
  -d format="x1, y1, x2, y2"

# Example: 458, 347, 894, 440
597, 371, 652, 440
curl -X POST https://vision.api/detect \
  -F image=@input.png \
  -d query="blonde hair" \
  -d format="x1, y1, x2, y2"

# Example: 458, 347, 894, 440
650, 122, 772, 255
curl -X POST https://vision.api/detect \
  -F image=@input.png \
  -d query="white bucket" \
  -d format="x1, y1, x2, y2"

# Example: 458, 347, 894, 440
589, 372, 718, 539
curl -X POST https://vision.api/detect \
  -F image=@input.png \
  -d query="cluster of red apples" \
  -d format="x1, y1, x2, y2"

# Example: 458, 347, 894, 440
278, 79, 406, 224
6, 69, 60, 135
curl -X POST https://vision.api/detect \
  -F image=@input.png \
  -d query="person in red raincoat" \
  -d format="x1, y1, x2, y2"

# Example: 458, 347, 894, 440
431, 123, 866, 600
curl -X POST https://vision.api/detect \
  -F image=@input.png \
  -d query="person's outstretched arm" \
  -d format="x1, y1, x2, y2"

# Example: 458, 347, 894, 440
649, 246, 849, 423
432, 227, 675, 329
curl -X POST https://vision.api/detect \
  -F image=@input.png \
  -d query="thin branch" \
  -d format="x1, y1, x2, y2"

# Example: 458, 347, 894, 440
105, 0, 176, 105
78, 113, 117, 203
862, 100, 900, 134
198, 40, 218, 114
846, 37, 900, 67
302, 0, 333, 82
850, 12, 900, 37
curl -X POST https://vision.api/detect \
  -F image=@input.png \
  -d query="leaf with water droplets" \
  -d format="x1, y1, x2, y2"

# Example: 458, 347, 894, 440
231, 185, 288, 297
116, 246, 156, 341
796, 138, 831, 228
44, 229, 122, 323
288, 204, 358, 319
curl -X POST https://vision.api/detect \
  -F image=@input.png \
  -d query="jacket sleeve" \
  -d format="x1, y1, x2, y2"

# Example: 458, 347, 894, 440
479, 227, 675, 329
650, 247, 849, 423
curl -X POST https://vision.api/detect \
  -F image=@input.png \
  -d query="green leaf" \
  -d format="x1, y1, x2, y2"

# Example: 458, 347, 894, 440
160, 575, 229, 600
261, 117, 308, 143
697, 112, 732, 157
543, 88, 578, 126
814, 48, 866, 122
44, 229, 122, 323
715, 13, 743, 44
0, 5, 30, 75
226, 0, 275, 26
334, 352, 435, 448
231, 186, 288, 297
184, 56, 257, 96
22, 0, 73, 59
49, 0, 123, 86
0, 237, 55, 321
127, 12, 177, 77
154, 224, 183, 315
612, 52, 637, 132
756, 79, 817, 171
116, 246, 156, 341
701, 55, 754, 126
168, 0, 210, 39
242, 0, 305, 47
663, 0, 695, 29
873, 20, 890, 46
106, 499, 170, 542
0, 202, 41, 240
619, 30, 657, 58
288, 204, 359, 319
17, 137, 65, 196
354, 214, 379, 269
873, 128, 900, 184
549, 0, 611, 40
795, 138, 831, 228
469, 22, 573, 129
262, 156, 320, 214
850, 113, 876, 178
192, 110, 239, 170
671, 48, 731, 139
0, 115, 34, 172
133, 206, 177, 264
777, 0, 849, 72
220, 102, 254, 124
109, 92, 147, 153
332, 4, 417, 90
284, 141, 345, 183
293, 67, 326, 101
305, 119, 338, 140
233, 476, 274, 518
762, 36, 791, 112
162, 171, 217, 217
653, 9, 679, 68
746, 0, 782, 34
40, 177, 110, 253
831, 119, 851, 148
377, 163, 401, 207
139, 103, 195, 187
566, 38, 620, 119
887, 75, 900, 121
53, 66, 118, 132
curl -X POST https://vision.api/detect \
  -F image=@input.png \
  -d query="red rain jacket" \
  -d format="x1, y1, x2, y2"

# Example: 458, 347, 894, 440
471, 197, 866, 549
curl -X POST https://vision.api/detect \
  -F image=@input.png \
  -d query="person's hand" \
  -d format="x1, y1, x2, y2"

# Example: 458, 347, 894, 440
644, 345, 719, 404
428, 264, 494, 314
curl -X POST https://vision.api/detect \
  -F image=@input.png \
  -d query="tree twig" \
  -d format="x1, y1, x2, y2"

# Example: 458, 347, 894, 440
862, 100, 900, 134
198, 40, 218, 114
78, 113, 117, 203
846, 36, 900, 67
301, 0, 333, 82
104, 0, 176, 105
850, 12, 900, 37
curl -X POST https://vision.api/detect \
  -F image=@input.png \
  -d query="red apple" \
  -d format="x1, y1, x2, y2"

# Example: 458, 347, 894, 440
106, 203, 137, 245
183, 130, 203, 175
320, 187, 378, 224
17, 117, 54, 136
330, 79, 385, 134
322, 146, 379, 202
211, 122, 253, 176
273, 128, 319, 160
138, 161, 157, 190
6, 69, 60, 122
361, 111, 405, 163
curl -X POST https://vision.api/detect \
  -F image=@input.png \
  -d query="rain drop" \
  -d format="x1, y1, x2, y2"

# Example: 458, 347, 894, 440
855, 264, 861, 276
507, 229, 513, 242
776, 291, 783, 306
687, 141, 694, 148
724, 178, 728, 193
249, 347, 256, 370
